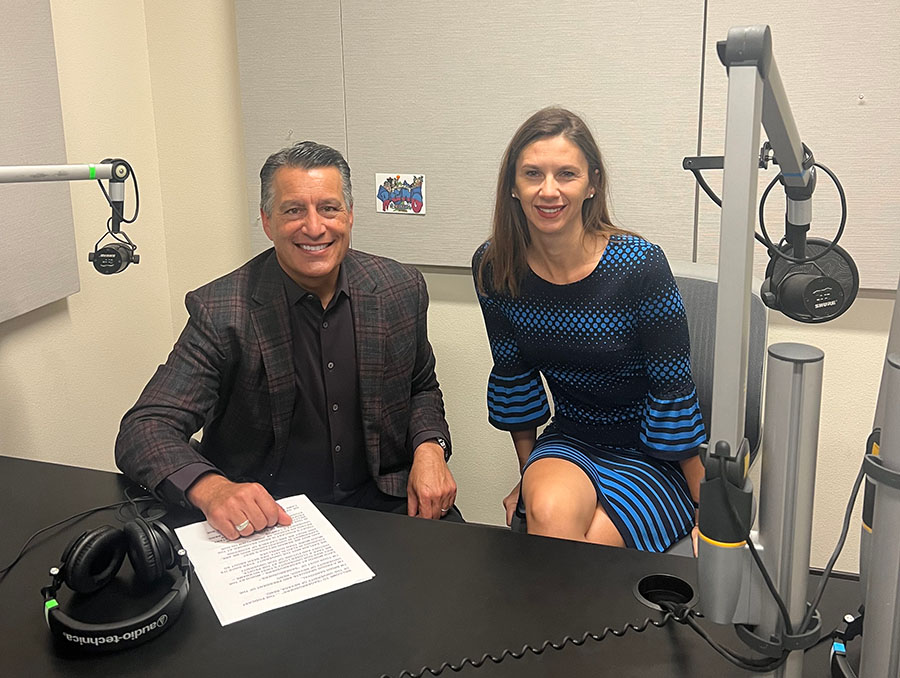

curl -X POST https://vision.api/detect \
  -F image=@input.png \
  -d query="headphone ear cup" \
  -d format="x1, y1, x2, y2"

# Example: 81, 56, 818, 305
124, 517, 174, 584
61, 526, 127, 594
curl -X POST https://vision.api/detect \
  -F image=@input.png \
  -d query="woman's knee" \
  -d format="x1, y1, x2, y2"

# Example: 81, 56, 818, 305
521, 458, 597, 533
523, 484, 593, 531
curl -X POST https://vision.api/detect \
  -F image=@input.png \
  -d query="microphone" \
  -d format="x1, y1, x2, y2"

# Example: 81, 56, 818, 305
757, 153, 857, 324
88, 159, 140, 274
89, 242, 139, 275
760, 237, 859, 323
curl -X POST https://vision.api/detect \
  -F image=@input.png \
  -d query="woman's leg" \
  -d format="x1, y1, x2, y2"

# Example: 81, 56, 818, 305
521, 458, 624, 546
584, 505, 626, 547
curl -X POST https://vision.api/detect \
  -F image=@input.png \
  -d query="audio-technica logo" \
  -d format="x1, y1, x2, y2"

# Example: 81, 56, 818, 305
62, 614, 168, 646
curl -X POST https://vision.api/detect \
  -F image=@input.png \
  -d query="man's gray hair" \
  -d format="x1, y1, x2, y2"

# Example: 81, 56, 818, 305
259, 141, 353, 216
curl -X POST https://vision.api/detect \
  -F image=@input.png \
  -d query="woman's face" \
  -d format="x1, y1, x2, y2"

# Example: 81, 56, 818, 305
513, 135, 594, 240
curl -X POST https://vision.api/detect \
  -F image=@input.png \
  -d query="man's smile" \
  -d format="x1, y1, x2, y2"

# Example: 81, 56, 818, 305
297, 242, 333, 252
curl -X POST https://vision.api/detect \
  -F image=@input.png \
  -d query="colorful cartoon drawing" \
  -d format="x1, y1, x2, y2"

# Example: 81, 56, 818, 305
410, 176, 424, 213
374, 173, 426, 215
377, 179, 393, 211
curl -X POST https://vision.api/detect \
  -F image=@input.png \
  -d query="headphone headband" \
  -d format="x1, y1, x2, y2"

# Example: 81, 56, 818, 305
42, 523, 191, 653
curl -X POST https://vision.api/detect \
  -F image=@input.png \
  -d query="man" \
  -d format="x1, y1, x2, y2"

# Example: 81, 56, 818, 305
116, 141, 458, 539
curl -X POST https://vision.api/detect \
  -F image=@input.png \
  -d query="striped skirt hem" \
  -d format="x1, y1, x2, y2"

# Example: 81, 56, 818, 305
519, 430, 695, 552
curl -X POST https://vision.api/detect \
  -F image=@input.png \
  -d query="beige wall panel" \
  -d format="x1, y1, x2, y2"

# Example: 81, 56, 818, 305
699, 4, 900, 289
341, 1, 705, 267
144, 3, 252, 332
234, 0, 347, 254
0, 0, 79, 324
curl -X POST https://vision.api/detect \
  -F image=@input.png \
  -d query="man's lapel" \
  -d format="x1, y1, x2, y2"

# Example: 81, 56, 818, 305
345, 252, 384, 464
249, 252, 294, 475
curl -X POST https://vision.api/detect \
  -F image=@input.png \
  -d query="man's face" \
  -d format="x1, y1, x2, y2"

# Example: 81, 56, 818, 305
261, 166, 353, 303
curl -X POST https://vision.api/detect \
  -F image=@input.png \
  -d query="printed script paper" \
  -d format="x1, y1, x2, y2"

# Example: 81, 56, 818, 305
175, 495, 375, 625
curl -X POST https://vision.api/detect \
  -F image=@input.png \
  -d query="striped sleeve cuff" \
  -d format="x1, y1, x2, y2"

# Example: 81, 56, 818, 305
487, 369, 551, 431
639, 387, 706, 460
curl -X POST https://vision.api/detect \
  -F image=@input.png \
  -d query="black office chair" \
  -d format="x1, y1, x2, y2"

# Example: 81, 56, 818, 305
663, 265, 768, 556
510, 265, 768, 558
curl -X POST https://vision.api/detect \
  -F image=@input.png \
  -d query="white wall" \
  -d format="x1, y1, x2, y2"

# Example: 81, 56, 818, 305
1, 1, 893, 574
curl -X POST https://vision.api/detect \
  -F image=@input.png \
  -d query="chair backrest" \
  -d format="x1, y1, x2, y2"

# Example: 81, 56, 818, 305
672, 264, 768, 462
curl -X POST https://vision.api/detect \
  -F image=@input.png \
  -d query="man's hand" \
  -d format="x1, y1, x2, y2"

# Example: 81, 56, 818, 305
407, 442, 457, 520
186, 473, 292, 540
502, 481, 521, 527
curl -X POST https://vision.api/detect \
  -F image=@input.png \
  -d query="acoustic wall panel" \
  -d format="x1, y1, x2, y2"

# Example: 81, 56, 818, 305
0, 0, 79, 324
341, 1, 705, 267
235, 1, 705, 268
234, 1, 898, 287
700, 3, 900, 289
234, 0, 348, 254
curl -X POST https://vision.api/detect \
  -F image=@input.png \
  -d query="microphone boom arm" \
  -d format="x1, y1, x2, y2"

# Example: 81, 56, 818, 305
0, 160, 139, 273
0, 162, 120, 184
699, 24, 824, 677
697, 25, 896, 678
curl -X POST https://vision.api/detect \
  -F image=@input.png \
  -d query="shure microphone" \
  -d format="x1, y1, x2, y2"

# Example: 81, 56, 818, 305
760, 237, 858, 323
89, 242, 139, 274
88, 159, 140, 274
759, 163, 859, 323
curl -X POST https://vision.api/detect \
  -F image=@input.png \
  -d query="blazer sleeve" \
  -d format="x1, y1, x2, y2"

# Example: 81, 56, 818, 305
115, 291, 230, 492
404, 269, 452, 454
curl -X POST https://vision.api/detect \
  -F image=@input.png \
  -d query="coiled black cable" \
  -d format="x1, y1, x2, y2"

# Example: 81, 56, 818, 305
380, 610, 677, 678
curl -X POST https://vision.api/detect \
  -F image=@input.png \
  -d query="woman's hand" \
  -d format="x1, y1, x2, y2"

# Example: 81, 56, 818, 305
692, 507, 700, 557
503, 481, 522, 526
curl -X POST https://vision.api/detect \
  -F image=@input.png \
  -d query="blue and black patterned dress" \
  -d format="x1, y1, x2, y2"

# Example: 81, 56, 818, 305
472, 234, 706, 552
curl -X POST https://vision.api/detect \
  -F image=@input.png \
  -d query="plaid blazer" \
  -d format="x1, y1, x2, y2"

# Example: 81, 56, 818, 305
115, 248, 450, 498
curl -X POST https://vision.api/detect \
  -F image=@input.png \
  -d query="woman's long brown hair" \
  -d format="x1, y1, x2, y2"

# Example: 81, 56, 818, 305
476, 107, 634, 297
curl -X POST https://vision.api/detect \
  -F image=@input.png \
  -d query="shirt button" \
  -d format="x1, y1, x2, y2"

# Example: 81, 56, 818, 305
322, 321, 329, 329
334, 444, 342, 452
327, 361, 334, 370
335, 482, 341, 489
332, 403, 339, 412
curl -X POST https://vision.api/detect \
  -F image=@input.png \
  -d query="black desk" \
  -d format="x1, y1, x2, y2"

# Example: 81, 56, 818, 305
0, 456, 861, 677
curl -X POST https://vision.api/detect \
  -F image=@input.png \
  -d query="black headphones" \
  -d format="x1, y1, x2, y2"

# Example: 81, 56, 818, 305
41, 517, 190, 652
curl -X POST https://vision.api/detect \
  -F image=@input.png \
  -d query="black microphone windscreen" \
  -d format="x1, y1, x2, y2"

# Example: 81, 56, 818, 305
762, 237, 859, 323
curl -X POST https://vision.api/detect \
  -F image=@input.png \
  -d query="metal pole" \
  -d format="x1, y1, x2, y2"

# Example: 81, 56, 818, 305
698, 61, 762, 625
860, 352, 900, 677
758, 343, 824, 678
0, 163, 114, 184
861, 276, 900, 593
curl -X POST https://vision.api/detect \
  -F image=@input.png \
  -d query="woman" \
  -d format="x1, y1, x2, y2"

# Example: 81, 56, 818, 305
472, 107, 705, 552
